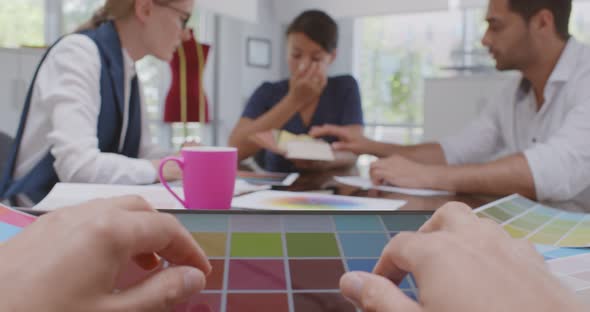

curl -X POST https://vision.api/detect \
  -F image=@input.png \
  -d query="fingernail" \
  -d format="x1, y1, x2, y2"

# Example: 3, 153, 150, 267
341, 272, 365, 307
183, 268, 204, 293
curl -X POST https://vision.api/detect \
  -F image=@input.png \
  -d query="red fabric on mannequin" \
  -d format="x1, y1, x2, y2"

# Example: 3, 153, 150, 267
164, 29, 210, 123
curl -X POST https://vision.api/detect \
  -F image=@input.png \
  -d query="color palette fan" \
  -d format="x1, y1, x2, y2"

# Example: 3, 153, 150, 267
475, 194, 590, 247
232, 190, 406, 211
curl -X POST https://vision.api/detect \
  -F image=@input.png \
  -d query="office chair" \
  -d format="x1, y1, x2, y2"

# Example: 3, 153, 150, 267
0, 132, 14, 175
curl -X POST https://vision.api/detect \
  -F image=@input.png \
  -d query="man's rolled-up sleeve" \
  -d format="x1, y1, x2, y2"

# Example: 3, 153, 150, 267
524, 99, 590, 201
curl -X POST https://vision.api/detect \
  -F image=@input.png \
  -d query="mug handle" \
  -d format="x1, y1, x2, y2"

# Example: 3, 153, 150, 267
159, 156, 186, 208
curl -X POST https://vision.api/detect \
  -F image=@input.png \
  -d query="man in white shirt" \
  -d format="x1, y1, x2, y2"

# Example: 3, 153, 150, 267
311, 0, 590, 205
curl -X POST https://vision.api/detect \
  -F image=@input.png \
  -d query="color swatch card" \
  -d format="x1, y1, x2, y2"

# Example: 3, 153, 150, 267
547, 253, 590, 305
231, 190, 406, 211
250, 130, 335, 161
0, 204, 36, 243
475, 194, 590, 247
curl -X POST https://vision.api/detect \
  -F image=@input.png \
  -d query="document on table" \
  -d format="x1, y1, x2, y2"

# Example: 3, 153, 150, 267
334, 176, 453, 197
34, 181, 270, 211
232, 190, 406, 211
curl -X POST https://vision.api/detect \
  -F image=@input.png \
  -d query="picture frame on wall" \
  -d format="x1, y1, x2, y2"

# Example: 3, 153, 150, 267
246, 37, 272, 68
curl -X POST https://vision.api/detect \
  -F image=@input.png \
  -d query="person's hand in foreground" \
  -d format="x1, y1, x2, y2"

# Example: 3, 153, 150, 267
340, 202, 587, 312
0, 196, 211, 312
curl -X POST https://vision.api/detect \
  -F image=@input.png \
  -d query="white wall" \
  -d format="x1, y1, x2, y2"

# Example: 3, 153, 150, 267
215, 0, 283, 145
239, 1, 283, 102
199, 0, 260, 23
328, 18, 355, 76
423, 73, 518, 142
0, 48, 45, 137
275, 0, 449, 22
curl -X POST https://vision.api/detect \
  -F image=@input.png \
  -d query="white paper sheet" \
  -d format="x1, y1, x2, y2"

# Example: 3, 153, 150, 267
34, 183, 184, 211
547, 253, 590, 303
35, 181, 270, 211
334, 176, 453, 197
232, 190, 406, 211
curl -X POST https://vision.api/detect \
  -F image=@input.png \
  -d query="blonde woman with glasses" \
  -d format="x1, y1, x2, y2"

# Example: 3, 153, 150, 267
0, 0, 194, 206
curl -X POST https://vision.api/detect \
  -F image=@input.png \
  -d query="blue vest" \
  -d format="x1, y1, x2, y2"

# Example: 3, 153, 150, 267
0, 21, 142, 204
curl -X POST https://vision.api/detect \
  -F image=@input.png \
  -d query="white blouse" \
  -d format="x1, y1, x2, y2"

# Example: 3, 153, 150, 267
14, 34, 168, 185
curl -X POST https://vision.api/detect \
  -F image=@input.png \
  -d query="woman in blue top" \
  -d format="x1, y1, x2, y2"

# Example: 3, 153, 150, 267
229, 10, 364, 173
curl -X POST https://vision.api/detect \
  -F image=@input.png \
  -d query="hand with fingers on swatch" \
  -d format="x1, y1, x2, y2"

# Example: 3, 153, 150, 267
0, 196, 211, 312
340, 202, 587, 312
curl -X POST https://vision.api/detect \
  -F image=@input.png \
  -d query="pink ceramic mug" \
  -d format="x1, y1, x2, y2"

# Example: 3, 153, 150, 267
159, 147, 237, 210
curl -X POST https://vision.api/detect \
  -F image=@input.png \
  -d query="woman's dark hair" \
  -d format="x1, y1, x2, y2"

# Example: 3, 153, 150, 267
286, 10, 338, 53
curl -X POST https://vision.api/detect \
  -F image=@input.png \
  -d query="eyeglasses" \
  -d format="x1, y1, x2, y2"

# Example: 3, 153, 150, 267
157, 3, 192, 29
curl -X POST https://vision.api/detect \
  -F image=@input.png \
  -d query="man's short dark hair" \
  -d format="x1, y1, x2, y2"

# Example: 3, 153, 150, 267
508, 0, 572, 40
286, 10, 338, 53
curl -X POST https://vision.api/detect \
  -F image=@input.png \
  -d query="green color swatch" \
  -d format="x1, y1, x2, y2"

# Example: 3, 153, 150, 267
231, 233, 283, 257
286, 233, 340, 257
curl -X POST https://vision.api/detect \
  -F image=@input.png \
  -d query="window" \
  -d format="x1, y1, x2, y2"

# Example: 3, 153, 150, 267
461, 9, 494, 68
571, 1, 590, 44
62, 0, 103, 34
0, 0, 45, 48
354, 2, 589, 147
355, 10, 468, 144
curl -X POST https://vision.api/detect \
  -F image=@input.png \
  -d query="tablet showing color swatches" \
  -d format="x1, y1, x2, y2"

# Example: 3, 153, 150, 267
1, 206, 589, 312
475, 195, 590, 247
173, 213, 430, 312
170, 211, 590, 312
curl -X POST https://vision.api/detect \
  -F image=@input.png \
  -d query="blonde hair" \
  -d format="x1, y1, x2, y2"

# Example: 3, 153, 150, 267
76, 0, 179, 32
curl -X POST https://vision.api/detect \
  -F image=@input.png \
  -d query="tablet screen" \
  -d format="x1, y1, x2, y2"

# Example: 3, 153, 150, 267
169, 211, 429, 311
